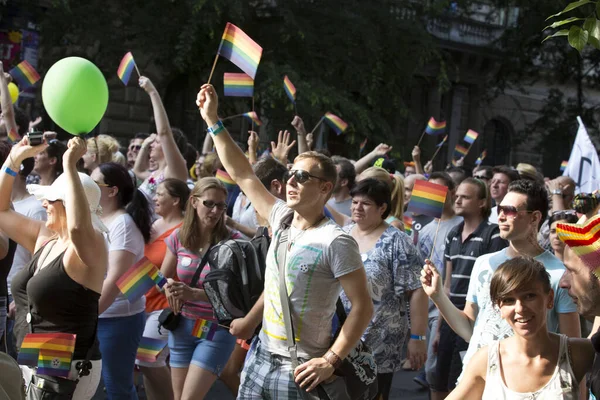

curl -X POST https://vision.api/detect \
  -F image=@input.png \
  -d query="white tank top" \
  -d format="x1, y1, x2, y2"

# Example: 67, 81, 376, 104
481, 334, 578, 399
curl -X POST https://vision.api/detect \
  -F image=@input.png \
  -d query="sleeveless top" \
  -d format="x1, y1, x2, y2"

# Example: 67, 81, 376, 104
482, 334, 577, 399
11, 242, 101, 360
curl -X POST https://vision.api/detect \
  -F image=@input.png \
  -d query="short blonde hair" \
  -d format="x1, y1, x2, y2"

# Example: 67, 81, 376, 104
87, 135, 120, 164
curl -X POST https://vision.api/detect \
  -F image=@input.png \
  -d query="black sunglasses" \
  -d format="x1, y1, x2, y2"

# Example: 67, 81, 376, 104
497, 205, 534, 219
283, 169, 327, 184
129, 145, 142, 151
201, 200, 227, 211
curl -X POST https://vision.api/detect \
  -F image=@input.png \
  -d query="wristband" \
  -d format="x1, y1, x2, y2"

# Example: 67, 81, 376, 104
207, 120, 225, 137
3, 166, 17, 177
324, 349, 343, 369
410, 334, 426, 341
551, 189, 563, 195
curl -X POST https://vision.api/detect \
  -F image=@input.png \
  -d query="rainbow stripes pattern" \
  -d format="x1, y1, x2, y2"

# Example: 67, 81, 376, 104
7, 128, 21, 143
475, 150, 487, 166
464, 129, 479, 144
223, 73, 254, 97
216, 169, 238, 192
243, 111, 262, 126
425, 117, 446, 135
136, 337, 168, 363
560, 160, 568, 172
18, 333, 76, 377
436, 135, 448, 147
406, 180, 448, 219
218, 23, 263, 80
454, 144, 469, 157
324, 112, 348, 135
117, 52, 137, 85
116, 257, 167, 302
359, 138, 368, 155
9, 60, 40, 88
557, 215, 600, 277
192, 319, 218, 340
283, 75, 296, 103
403, 215, 413, 235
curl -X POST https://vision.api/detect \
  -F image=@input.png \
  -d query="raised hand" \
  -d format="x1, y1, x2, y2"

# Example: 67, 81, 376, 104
197, 84, 219, 123
64, 137, 87, 167
424, 160, 433, 174
412, 146, 421, 161
271, 130, 296, 163
247, 130, 259, 152
9, 132, 55, 164
306, 132, 314, 150
291, 116, 307, 136
372, 143, 392, 157
420, 259, 443, 300
138, 76, 157, 94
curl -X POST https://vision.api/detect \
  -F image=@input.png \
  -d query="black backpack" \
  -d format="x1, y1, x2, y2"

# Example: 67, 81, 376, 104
203, 227, 270, 326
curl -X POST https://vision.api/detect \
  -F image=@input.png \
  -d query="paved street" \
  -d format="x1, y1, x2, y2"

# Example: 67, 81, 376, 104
93, 368, 429, 399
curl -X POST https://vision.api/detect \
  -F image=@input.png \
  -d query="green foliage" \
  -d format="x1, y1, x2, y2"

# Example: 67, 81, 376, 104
544, 0, 600, 52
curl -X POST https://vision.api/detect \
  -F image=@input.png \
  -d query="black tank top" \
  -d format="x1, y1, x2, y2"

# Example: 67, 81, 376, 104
11, 242, 101, 360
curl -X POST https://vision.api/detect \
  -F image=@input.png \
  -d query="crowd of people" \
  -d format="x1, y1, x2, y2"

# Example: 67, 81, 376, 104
0, 62, 600, 400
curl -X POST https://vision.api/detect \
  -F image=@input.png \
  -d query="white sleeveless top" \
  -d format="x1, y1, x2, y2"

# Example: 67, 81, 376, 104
482, 334, 578, 399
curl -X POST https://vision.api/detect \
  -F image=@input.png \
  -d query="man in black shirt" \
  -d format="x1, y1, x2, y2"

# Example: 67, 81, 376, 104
558, 214, 600, 398
433, 178, 507, 397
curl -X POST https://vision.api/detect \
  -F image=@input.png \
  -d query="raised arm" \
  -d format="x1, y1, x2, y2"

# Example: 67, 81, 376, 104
62, 137, 107, 268
291, 116, 309, 154
133, 133, 155, 180
247, 130, 258, 165
412, 146, 425, 175
139, 77, 187, 182
354, 143, 392, 174
0, 62, 18, 139
197, 84, 277, 220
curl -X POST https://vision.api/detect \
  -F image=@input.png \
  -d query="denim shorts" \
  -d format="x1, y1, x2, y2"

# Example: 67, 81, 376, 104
168, 315, 235, 375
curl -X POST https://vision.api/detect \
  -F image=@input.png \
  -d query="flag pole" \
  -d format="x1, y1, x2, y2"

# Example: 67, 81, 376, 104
429, 219, 442, 260
416, 130, 426, 148
134, 63, 141, 79
294, 102, 298, 116
207, 54, 220, 84
221, 113, 244, 122
430, 144, 443, 162
310, 117, 325, 135
251, 96, 255, 132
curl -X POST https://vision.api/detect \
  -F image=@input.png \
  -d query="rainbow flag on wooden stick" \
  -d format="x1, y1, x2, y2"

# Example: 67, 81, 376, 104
9, 60, 40, 88
436, 135, 448, 147
464, 129, 479, 144
359, 138, 368, 155
283, 75, 296, 103
324, 112, 348, 135
475, 150, 487, 166
243, 111, 262, 126
406, 180, 448, 219
425, 117, 446, 135
217, 23, 263, 79
136, 337, 168, 363
454, 144, 469, 158
116, 257, 166, 302
223, 73, 254, 97
192, 319, 218, 340
117, 52, 137, 85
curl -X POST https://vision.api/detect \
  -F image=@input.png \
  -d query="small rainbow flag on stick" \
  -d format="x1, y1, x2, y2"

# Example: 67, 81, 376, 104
9, 60, 40, 88
223, 73, 254, 97
324, 112, 348, 135
136, 337, 168, 363
217, 23, 263, 80
454, 144, 469, 158
243, 111, 262, 126
283, 75, 296, 104
116, 257, 166, 302
359, 138, 368, 156
192, 319, 218, 340
560, 160, 568, 172
18, 333, 76, 376
406, 180, 448, 219
425, 117, 446, 135
117, 52, 139, 86
436, 135, 448, 148
475, 150, 487, 166
464, 129, 479, 144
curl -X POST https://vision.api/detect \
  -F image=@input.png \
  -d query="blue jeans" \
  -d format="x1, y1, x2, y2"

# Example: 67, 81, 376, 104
97, 312, 145, 400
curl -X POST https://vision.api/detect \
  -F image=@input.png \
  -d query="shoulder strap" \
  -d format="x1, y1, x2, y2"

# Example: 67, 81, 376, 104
275, 228, 299, 369
190, 245, 213, 288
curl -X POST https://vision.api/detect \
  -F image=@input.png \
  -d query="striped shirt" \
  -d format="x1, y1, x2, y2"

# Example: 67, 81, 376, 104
444, 220, 507, 309
166, 228, 241, 321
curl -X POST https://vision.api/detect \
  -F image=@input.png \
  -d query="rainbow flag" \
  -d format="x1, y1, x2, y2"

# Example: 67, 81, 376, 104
192, 318, 218, 340
116, 257, 165, 302
359, 138, 368, 155
136, 337, 168, 363
436, 135, 448, 147
38, 348, 73, 377
217, 23, 263, 80
223, 72, 254, 97
9, 60, 40, 88
464, 129, 479, 144
283, 75, 296, 103
475, 150, 487, 166
406, 180, 448, 219
18, 333, 76, 368
8, 128, 21, 143
454, 144, 469, 158
560, 160, 568, 172
403, 215, 413, 235
216, 169, 237, 191
425, 117, 446, 135
324, 112, 348, 135
243, 111, 262, 126
117, 52, 137, 85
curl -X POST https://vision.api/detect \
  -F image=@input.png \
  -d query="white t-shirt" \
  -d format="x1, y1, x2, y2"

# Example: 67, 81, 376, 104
101, 213, 146, 318
8, 196, 47, 295
232, 193, 258, 239
259, 200, 364, 359
489, 206, 499, 224
460, 248, 577, 378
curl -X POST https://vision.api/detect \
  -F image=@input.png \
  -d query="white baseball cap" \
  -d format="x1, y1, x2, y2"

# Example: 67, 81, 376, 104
27, 172, 108, 233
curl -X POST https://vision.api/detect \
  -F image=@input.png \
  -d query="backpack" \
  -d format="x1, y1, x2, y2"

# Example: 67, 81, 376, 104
203, 227, 270, 326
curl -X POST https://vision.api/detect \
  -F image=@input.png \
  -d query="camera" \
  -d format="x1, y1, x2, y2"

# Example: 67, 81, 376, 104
27, 129, 44, 146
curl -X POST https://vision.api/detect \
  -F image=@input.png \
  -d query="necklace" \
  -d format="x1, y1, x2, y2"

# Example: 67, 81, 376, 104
288, 215, 327, 250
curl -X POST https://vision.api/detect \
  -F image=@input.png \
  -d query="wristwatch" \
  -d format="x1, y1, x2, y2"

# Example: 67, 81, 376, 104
551, 189, 563, 195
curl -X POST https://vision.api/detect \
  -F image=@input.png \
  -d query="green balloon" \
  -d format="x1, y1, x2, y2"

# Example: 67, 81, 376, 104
42, 57, 109, 135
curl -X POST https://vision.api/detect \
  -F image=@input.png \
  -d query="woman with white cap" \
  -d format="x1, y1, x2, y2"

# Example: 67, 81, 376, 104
0, 135, 108, 399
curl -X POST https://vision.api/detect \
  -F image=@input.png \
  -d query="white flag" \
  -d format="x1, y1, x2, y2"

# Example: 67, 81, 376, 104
563, 116, 600, 194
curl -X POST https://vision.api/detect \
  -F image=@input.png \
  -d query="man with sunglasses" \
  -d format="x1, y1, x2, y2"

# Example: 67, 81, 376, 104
126, 133, 148, 170
197, 84, 373, 399
422, 179, 580, 384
